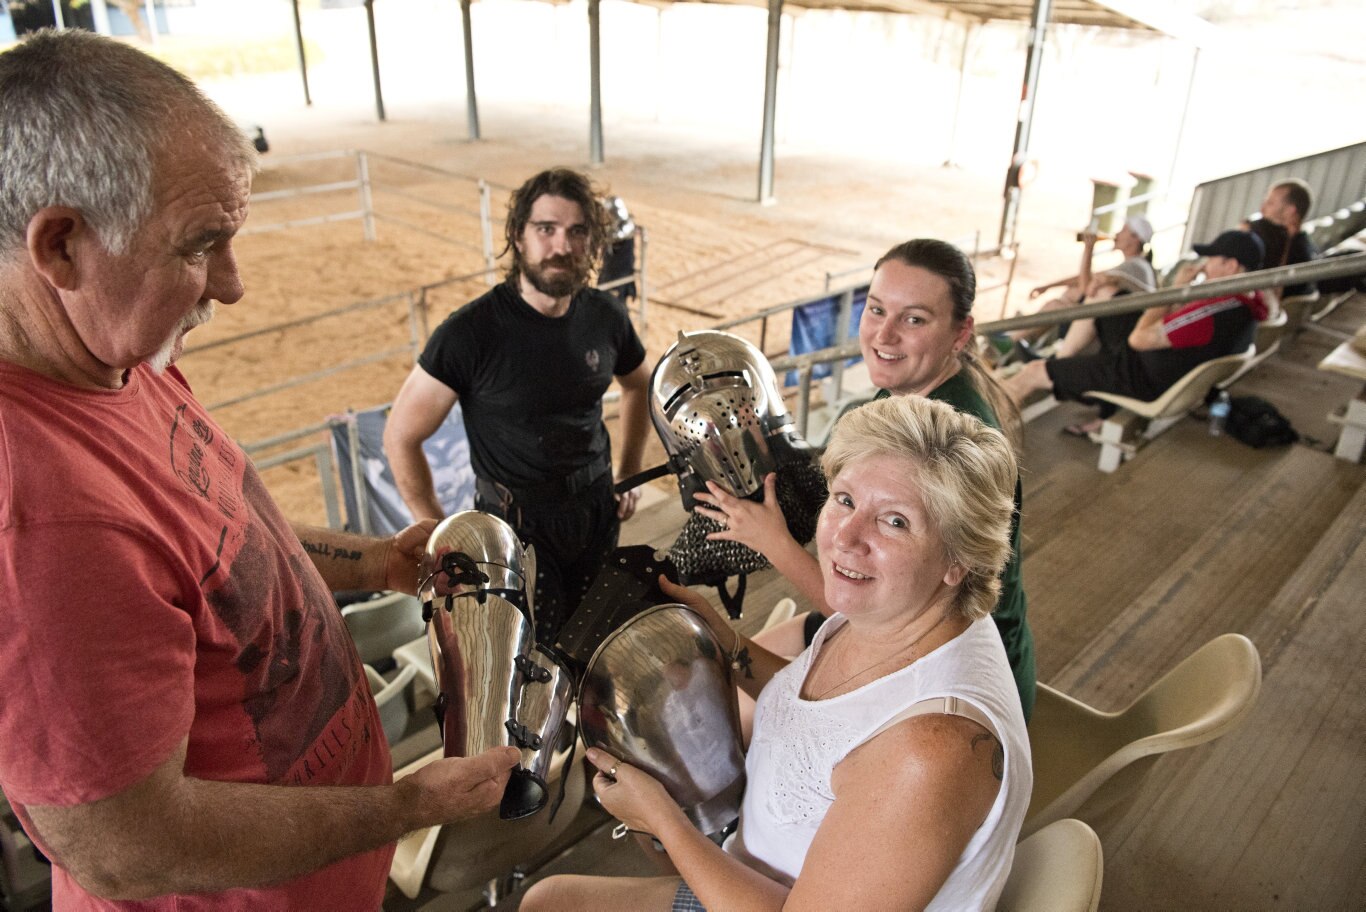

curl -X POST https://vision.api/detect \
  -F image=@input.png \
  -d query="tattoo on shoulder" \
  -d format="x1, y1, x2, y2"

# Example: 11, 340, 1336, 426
970, 733, 1005, 782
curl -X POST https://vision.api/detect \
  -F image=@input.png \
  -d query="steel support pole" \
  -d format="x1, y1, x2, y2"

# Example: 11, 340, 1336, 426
589, 0, 604, 165
144, 0, 158, 44
291, 0, 312, 106
757, 0, 783, 204
50, 0, 65, 29
943, 20, 976, 168
461, 0, 480, 140
90, 0, 112, 35
364, 0, 386, 122
998, 0, 1051, 248
637, 226, 649, 331
1165, 46, 1201, 192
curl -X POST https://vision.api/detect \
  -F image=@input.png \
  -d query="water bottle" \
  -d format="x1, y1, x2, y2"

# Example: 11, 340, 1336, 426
1209, 390, 1231, 436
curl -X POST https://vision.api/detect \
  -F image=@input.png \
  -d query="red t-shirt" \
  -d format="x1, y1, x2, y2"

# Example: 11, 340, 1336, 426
0, 363, 394, 910
1162, 290, 1268, 349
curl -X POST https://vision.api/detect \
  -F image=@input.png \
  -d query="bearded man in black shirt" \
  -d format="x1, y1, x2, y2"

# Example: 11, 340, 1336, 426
385, 169, 651, 639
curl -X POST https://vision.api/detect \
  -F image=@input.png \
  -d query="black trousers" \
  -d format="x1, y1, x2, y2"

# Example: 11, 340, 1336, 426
476, 473, 619, 645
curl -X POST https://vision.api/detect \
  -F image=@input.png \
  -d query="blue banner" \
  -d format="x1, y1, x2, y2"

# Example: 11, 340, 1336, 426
785, 287, 868, 386
331, 403, 475, 535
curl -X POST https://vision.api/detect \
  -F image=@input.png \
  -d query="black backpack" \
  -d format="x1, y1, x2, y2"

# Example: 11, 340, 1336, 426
1226, 395, 1299, 448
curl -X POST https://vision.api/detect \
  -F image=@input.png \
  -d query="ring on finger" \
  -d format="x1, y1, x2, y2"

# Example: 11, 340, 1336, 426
609, 766, 618, 778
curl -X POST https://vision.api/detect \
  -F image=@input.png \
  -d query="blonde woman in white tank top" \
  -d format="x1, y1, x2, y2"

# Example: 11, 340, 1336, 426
521, 397, 1032, 912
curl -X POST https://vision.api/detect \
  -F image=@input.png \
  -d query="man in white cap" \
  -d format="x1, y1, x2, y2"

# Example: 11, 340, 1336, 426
1005, 214, 1156, 363
1029, 214, 1156, 303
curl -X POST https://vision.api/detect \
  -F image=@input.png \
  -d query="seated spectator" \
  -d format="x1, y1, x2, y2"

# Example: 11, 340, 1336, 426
1009, 216, 1156, 357
1042, 275, 1143, 436
1245, 215, 1289, 280
1029, 215, 1156, 304
520, 396, 1031, 912
1253, 178, 1318, 296
1004, 230, 1269, 423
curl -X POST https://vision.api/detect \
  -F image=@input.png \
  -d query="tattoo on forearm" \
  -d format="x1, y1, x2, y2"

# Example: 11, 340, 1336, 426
971, 733, 1006, 782
731, 646, 754, 680
301, 540, 363, 561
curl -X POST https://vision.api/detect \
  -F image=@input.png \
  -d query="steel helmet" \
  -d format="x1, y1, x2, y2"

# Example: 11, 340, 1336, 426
649, 330, 797, 508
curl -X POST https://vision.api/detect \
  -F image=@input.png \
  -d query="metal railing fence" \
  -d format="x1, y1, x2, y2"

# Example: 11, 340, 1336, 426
191, 151, 651, 528
767, 252, 1366, 438
242, 149, 501, 282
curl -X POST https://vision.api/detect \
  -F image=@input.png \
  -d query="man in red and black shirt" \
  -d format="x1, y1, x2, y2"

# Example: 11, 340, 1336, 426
1006, 230, 1268, 410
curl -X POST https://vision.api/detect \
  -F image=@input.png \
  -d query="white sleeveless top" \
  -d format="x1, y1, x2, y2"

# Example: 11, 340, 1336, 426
725, 614, 1032, 911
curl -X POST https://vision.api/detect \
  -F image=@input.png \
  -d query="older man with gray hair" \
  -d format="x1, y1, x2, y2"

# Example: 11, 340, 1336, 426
0, 30, 517, 910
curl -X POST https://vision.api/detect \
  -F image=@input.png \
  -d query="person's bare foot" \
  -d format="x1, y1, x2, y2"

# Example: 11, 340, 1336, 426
1002, 360, 1052, 406
1062, 417, 1104, 438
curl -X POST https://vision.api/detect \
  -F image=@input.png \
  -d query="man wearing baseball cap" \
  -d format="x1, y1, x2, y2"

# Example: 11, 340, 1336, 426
1005, 229, 1269, 415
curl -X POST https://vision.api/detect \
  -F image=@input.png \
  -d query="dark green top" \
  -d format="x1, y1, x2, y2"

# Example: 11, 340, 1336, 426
877, 373, 1036, 720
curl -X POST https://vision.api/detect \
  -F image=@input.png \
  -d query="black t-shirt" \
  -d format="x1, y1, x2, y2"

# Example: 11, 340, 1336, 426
1284, 231, 1319, 297
418, 282, 646, 489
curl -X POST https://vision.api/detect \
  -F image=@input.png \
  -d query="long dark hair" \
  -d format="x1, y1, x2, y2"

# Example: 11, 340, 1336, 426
874, 239, 1023, 453
501, 168, 613, 283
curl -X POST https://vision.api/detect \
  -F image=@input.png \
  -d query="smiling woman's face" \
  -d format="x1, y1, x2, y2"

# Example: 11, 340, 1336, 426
816, 453, 963, 623
858, 260, 973, 398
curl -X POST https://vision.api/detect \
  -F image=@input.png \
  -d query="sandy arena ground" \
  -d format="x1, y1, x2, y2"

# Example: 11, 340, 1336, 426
182, 120, 1071, 526
164, 0, 1365, 526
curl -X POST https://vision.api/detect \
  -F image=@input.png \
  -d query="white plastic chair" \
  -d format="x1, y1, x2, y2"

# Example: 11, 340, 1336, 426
341, 591, 425, 666
760, 597, 798, 633
1278, 290, 1319, 335
1024, 634, 1261, 838
998, 819, 1103, 912
1218, 310, 1288, 389
362, 663, 419, 745
392, 634, 438, 698
1085, 346, 1255, 472
1310, 289, 1354, 323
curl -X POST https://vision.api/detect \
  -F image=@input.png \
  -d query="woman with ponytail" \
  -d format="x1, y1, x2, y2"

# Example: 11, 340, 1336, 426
694, 239, 1035, 719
